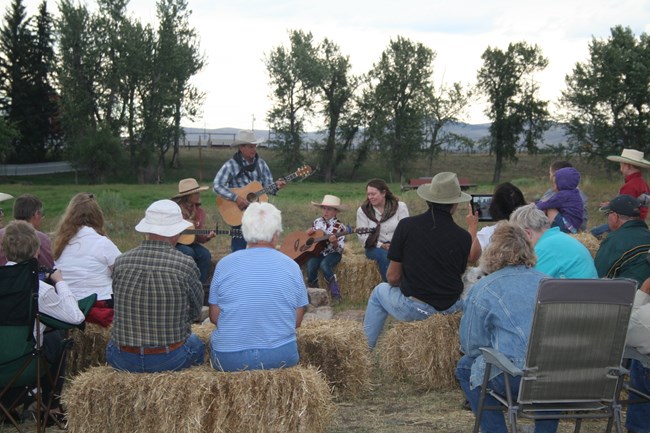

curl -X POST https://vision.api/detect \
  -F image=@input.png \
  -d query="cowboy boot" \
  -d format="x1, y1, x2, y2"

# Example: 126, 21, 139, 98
327, 275, 341, 303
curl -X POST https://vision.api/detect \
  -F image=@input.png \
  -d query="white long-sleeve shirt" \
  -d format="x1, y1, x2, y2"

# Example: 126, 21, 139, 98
627, 290, 650, 356
356, 201, 409, 248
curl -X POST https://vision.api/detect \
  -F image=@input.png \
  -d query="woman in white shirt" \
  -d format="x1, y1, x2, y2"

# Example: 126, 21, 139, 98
52, 193, 121, 327
356, 179, 409, 282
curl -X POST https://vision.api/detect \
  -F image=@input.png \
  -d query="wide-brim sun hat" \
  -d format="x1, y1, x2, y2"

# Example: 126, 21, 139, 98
311, 194, 348, 211
173, 178, 209, 199
417, 172, 471, 204
0, 193, 13, 202
606, 148, 650, 169
135, 199, 193, 237
231, 129, 262, 147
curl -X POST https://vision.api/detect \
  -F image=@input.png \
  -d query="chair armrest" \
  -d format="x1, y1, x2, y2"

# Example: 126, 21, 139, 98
624, 346, 650, 369
479, 347, 523, 377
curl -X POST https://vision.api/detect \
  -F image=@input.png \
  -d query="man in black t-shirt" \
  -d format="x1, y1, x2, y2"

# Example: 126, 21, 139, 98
363, 172, 474, 349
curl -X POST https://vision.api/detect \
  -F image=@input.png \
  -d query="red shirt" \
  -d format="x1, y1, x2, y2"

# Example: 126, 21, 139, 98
620, 171, 650, 219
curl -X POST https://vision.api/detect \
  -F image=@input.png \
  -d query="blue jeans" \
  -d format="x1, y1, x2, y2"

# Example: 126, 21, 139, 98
365, 247, 389, 282
363, 282, 461, 349
306, 252, 341, 285
456, 355, 559, 433
106, 334, 205, 373
231, 225, 247, 252
210, 340, 299, 372
590, 223, 610, 239
626, 359, 650, 433
176, 243, 212, 283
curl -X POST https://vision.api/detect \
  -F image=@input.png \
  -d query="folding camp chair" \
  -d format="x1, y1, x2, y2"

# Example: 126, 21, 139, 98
0, 258, 73, 433
473, 278, 637, 433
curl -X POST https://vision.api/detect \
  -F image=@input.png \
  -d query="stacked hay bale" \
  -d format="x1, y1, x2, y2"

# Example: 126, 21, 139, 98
570, 232, 601, 258
66, 323, 112, 376
63, 364, 335, 433
297, 319, 372, 400
377, 313, 462, 391
308, 253, 381, 303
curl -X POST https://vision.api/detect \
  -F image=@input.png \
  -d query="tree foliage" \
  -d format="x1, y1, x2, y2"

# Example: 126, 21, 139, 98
477, 41, 550, 183
560, 26, 650, 163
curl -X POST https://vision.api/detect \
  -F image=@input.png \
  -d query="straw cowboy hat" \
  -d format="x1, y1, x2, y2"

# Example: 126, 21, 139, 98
606, 148, 650, 169
173, 178, 209, 199
0, 193, 13, 202
417, 172, 471, 204
231, 130, 262, 147
311, 194, 349, 211
135, 199, 193, 237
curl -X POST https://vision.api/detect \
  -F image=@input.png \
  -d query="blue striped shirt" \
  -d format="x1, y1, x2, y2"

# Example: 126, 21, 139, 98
209, 247, 309, 352
212, 154, 274, 201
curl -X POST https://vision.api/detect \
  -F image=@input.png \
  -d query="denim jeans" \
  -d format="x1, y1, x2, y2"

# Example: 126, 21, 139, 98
231, 225, 247, 252
363, 282, 461, 349
106, 334, 205, 373
590, 223, 610, 239
456, 355, 559, 433
626, 359, 650, 433
365, 247, 389, 282
306, 252, 341, 285
210, 340, 299, 372
176, 243, 212, 283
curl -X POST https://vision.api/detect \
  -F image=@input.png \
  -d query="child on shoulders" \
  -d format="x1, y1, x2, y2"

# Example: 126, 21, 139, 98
536, 166, 583, 234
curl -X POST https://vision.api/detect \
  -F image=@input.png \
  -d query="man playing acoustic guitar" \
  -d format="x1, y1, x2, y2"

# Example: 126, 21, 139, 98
213, 130, 286, 252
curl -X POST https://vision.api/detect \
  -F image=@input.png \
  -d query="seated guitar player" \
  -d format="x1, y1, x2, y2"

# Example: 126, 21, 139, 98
171, 179, 215, 284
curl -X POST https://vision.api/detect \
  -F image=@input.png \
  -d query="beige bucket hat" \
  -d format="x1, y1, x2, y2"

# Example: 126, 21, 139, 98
417, 172, 471, 204
606, 148, 650, 169
135, 200, 193, 237
173, 178, 209, 199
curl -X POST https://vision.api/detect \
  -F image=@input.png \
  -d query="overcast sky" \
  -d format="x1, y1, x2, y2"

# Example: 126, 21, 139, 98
19, 0, 650, 131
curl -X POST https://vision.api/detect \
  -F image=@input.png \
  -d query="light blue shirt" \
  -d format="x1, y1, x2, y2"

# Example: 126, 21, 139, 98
212, 155, 274, 201
535, 227, 598, 279
460, 265, 547, 389
208, 247, 308, 352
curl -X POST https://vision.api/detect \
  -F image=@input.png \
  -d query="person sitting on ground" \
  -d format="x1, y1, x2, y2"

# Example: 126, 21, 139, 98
540, 160, 589, 230
306, 194, 348, 302
208, 202, 309, 372
363, 172, 478, 350
535, 166, 583, 234
356, 179, 409, 282
625, 276, 650, 433
593, 194, 650, 285
456, 222, 559, 433
1, 220, 85, 418
0, 194, 54, 269
52, 193, 121, 327
171, 178, 216, 284
106, 200, 205, 373
510, 203, 597, 279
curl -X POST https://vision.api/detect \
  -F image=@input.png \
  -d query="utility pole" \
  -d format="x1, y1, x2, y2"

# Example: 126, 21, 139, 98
252, 114, 256, 131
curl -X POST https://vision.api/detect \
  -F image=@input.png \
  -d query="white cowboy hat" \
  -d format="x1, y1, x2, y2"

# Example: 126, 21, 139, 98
231, 129, 262, 147
417, 172, 471, 204
135, 199, 193, 237
0, 193, 13, 202
172, 178, 209, 199
311, 194, 348, 211
606, 148, 650, 169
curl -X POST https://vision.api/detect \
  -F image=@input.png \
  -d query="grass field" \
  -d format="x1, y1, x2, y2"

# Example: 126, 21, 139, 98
0, 148, 635, 433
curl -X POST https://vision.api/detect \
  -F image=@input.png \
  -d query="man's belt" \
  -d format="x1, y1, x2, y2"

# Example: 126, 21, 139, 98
119, 340, 185, 355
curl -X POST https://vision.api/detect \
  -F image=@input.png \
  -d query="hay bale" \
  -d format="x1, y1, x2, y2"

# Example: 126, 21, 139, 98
377, 313, 462, 391
307, 253, 381, 303
63, 364, 335, 433
570, 232, 601, 258
191, 321, 215, 346
66, 323, 111, 376
297, 319, 372, 399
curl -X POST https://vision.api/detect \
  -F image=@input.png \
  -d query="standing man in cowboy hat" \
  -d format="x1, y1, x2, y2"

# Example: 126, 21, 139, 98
363, 172, 479, 350
106, 199, 205, 373
213, 130, 286, 251
172, 178, 216, 284
591, 148, 650, 238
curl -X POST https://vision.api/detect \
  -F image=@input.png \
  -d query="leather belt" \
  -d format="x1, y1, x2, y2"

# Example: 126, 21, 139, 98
119, 340, 185, 355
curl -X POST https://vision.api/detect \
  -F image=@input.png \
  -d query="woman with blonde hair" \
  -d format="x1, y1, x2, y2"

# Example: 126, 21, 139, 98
52, 192, 121, 326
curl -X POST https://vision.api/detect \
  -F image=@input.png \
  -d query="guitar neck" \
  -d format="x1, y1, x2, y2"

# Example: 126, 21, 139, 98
312, 226, 357, 243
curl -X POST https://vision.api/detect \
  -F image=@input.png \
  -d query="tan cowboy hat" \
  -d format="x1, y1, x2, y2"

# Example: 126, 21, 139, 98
606, 148, 650, 169
311, 194, 348, 211
417, 172, 471, 204
173, 178, 209, 198
135, 199, 193, 237
231, 129, 262, 147
0, 193, 13, 202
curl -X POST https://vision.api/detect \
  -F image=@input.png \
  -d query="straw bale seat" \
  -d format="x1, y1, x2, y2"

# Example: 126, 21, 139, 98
63, 364, 335, 433
377, 312, 462, 391
306, 253, 381, 303
66, 323, 113, 377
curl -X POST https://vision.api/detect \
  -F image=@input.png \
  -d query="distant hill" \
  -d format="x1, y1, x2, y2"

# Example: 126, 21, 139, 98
183, 123, 569, 148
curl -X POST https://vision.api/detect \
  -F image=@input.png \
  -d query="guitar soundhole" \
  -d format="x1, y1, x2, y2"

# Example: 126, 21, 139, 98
247, 193, 258, 203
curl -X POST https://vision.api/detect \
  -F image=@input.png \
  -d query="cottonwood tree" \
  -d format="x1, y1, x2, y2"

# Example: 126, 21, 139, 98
560, 26, 650, 163
477, 41, 550, 184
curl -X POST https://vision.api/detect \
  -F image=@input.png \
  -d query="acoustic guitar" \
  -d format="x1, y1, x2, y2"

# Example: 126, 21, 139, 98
280, 226, 375, 265
216, 165, 313, 226
177, 224, 242, 246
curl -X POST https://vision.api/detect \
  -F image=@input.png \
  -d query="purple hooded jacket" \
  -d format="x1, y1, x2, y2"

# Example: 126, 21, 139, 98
536, 167, 584, 231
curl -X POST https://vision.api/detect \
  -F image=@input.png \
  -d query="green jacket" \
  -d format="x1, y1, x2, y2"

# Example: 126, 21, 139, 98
594, 220, 650, 285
